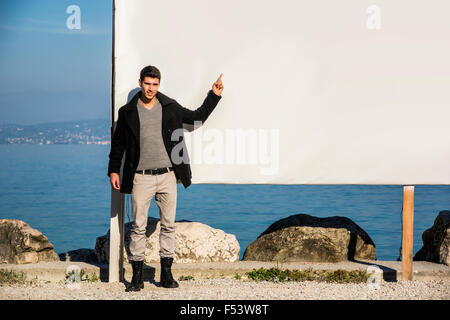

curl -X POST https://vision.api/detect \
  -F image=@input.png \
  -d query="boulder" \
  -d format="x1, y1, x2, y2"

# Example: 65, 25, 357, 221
243, 214, 376, 262
0, 219, 60, 264
95, 218, 240, 264
414, 210, 450, 266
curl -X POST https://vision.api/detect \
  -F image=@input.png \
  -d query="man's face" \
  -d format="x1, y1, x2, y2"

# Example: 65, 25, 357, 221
139, 76, 160, 100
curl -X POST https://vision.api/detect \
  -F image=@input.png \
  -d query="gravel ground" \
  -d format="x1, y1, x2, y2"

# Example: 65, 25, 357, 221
1, 278, 449, 300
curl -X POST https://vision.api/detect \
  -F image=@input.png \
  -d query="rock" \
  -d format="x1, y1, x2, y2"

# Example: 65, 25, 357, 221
243, 214, 376, 262
244, 226, 352, 262
59, 248, 98, 263
414, 210, 450, 266
0, 219, 60, 264
95, 218, 240, 264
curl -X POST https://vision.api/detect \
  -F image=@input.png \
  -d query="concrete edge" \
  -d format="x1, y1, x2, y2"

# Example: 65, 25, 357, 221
1, 260, 449, 283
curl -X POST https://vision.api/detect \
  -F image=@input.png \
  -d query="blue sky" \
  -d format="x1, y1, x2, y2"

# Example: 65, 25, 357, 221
0, 0, 112, 125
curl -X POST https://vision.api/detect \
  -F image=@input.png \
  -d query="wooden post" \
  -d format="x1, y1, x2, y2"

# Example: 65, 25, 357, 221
401, 185, 414, 281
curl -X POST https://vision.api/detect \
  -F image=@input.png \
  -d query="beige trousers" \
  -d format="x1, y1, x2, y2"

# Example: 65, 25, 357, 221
129, 170, 177, 261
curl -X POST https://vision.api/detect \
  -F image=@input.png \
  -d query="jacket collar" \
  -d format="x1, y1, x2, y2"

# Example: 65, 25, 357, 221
122, 90, 175, 144
125, 90, 175, 109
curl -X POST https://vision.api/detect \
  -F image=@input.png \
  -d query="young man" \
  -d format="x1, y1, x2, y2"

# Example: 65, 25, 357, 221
108, 65, 223, 292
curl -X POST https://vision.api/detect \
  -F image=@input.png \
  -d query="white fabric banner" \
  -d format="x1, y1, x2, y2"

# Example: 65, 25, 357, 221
113, 0, 450, 185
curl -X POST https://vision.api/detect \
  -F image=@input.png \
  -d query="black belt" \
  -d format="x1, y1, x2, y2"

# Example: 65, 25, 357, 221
135, 167, 174, 175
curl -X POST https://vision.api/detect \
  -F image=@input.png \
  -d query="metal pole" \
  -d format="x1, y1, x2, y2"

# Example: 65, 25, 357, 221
108, 0, 124, 283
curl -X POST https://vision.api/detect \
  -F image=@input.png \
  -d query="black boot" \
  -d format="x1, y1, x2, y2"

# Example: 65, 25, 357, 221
160, 257, 179, 288
125, 260, 144, 292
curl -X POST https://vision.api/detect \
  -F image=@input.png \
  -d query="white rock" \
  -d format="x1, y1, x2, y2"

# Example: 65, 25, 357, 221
95, 218, 240, 264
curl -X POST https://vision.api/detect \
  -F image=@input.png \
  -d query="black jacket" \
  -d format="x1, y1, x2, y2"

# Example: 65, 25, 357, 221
108, 89, 222, 193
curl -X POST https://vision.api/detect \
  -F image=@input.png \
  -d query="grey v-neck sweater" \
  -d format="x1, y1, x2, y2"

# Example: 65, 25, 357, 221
136, 98, 172, 170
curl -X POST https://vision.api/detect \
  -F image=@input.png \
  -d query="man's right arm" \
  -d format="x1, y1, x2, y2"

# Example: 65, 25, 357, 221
108, 109, 126, 190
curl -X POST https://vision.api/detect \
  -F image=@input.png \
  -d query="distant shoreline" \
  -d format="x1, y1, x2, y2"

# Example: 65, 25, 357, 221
0, 119, 110, 144
0, 141, 110, 145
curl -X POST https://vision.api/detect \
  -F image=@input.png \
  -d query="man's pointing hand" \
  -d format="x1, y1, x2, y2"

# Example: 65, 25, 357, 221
212, 73, 224, 96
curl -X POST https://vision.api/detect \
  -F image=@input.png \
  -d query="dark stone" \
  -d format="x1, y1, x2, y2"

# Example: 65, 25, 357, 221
414, 210, 450, 265
243, 213, 376, 262
59, 248, 98, 263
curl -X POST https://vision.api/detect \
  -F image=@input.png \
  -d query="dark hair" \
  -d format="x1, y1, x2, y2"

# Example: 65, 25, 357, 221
140, 65, 161, 82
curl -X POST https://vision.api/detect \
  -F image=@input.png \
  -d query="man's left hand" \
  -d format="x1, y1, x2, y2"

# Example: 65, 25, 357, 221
212, 73, 224, 96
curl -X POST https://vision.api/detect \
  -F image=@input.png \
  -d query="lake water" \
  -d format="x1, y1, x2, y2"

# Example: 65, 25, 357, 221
1, 144, 449, 261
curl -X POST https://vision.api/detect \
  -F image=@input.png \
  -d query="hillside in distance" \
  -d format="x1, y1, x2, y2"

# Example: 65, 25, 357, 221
0, 119, 110, 144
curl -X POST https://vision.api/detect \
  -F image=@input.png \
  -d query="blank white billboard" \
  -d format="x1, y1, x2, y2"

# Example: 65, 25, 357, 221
113, 0, 450, 185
